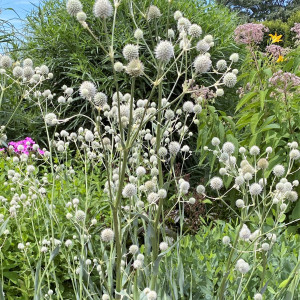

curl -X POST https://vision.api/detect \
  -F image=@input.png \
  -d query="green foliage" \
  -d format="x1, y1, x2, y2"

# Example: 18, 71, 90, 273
215, 0, 300, 22
162, 220, 300, 299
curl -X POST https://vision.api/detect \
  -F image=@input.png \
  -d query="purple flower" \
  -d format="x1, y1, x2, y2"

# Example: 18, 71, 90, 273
291, 23, 300, 40
269, 70, 300, 92
265, 45, 289, 60
234, 23, 269, 45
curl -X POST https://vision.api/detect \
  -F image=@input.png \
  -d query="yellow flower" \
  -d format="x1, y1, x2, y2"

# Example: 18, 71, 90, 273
269, 32, 283, 44
276, 55, 284, 63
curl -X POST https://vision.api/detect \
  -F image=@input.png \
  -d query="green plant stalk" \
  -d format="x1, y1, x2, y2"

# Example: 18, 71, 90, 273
150, 63, 164, 290
218, 223, 242, 300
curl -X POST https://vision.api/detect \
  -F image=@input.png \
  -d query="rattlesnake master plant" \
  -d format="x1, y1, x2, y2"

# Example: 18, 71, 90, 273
202, 140, 300, 299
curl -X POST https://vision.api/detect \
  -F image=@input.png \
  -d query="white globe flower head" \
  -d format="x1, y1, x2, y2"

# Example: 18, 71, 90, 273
211, 137, 220, 146
188, 24, 202, 37
193, 104, 202, 114
85, 130, 94, 142
101, 228, 114, 242
158, 189, 167, 199
229, 53, 239, 62
290, 149, 300, 160
136, 166, 146, 177
102, 294, 110, 300
77, 11, 87, 22
222, 236, 230, 245
114, 61, 123, 72
261, 242, 270, 251
13, 66, 23, 78
0, 55, 12, 68
249, 145, 260, 156
133, 259, 143, 269
249, 183, 262, 196
210, 177, 223, 190
222, 142, 235, 154
123, 44, 139, 61
223, 72, 237, 88
174, 10, 183, 20
194, 55, 212, 73
122, 183, 137, 198
159, 242, 168, 251
216, 59, 227, 71
18, 243, 25, 250
273, 164, 285, 177
155, 41, 174, 63
216, 88, 224, 97
66, 0, 83, 16
236, 259, 250, 274
236, 199, 244, 208
93, 0, 113, 19
239, 224, 251, 240
79, 81, 96, 99
168, 141, 181, 156
196, 40, 210, 53
23, 58, 33, 67
147, 291, 157, 300
204, 34, 214, 43
182, 101, 194, 113
266, 146, 272, 154
45, 113, 58, 126
168, 29, 175, 39
134, 28, 143, 39
94, 92, 107, 107
129, 244, 139, 254
147, 5, 161, 21
254, 293, 262, 300
75, 210, 86, 222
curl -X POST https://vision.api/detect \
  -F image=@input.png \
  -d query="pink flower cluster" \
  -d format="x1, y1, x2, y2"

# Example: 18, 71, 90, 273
234, 23, 269, 45
0, 137, 44, 155
291, 23, 300, 40
269, 70, 300, 92
265, 45, 288, 60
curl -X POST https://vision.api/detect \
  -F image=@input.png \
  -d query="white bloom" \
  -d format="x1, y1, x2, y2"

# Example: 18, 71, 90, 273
249, 183, 262, 196
223, 72, 237, 87
194, 55, 212, 73
273, 165, 285, 177
101, 228, 114, 242
122, 183, 137, 198
155, 41, 174, 62
210, 177, 223, 190
93, 0, 113, 19
66, 0, 83, 16
159, 242, 168, 251
229, 53, 239, 62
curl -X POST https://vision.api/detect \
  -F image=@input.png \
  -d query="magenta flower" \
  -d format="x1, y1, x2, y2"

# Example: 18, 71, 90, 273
6, 137, 44, 155
291, 23, 300, 40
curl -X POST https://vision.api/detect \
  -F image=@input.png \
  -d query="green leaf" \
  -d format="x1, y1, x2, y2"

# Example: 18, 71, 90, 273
236, 91, 258, 112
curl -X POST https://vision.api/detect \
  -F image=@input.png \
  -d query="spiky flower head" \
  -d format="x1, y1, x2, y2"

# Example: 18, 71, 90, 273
249, 183, 262, 195
168, 29, 175, 39
94, 92, 107, 107
155, 41, 174, 62
40, 65, 49, 75
188, 24, 202, 37
196, 40, 210, 53
123, 44, 139, 61
168, 141, 180, 156
93, 0, 113, 19
0, 55, 12, 68
147, 5, 161, 21
122, 183, 137, 198
193, 55, 212, 73
254, 293, 262, 300
75, 210, 86, 222
114, 61, 123, 72
77, 11, 87, 22
147, 291, 157, 300
23, 67, 34, 79
134, 28, 143, 39
101, 228, 114, 242
222, 142, 235, 154
177, 17, 191, 32
223, 72, 237, 87
45, 113, 58, 126
229, 53, 239, 62
126, 59, 144, 77
66, 0, 83, 16
174, 10, 182, 20
222, 236, 230, 245
13, 66, 23, 78
79, 81, 96, 99
216, 59, 227, 71
129, 244, 139, 254
23, 58, 33, 67
210, 177, 223, 190
159, 242, 168, 251
273, 164, 285, 177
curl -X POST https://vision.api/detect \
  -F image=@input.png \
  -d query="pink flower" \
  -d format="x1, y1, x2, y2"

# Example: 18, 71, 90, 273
234, 23, 269, 45
269, 70, 300, 92
291, 23, 300, 40
265, 45, 289, 60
